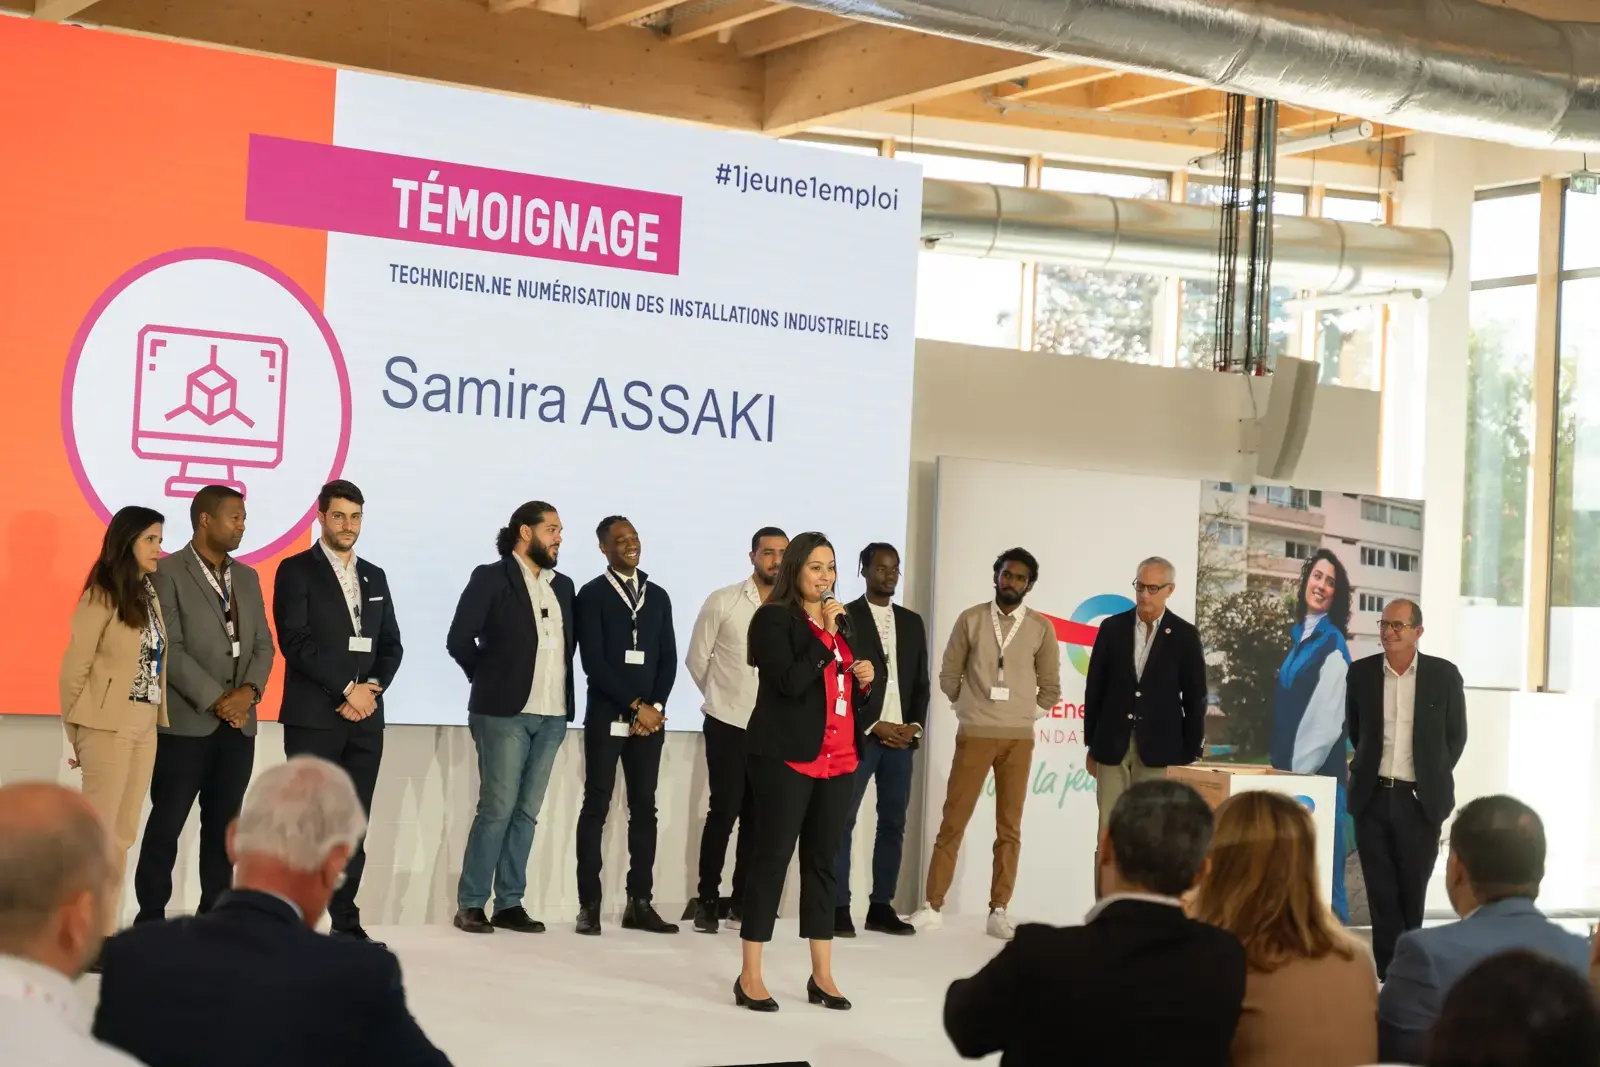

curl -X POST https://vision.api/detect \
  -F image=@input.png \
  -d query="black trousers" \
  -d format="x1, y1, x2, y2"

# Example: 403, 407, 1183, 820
576, 720, 665, 904
1354, 783, 1442, 978
282, 720, 384, 929
741, 754, 855, 943
133, 727, 256, 922
696, 714, 754, 906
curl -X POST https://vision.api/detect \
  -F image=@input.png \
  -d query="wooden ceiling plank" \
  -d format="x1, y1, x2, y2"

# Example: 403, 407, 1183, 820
32, 0, 100, 19
1089, 72, 1207, 111
990, 65, 1123, 101
670, 0, 785, 44
582, 0, 679, 31
733, 7, 844, 57
764, 24, 1058, 134
486, 0, 539, 12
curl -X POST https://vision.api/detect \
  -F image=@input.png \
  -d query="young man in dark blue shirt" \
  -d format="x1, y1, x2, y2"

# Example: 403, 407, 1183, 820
574, 516, 679, 935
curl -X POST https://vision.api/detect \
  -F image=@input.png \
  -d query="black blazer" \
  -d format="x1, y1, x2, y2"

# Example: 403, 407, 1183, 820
746, 602, 859, 763
273, 547, 404, 731
575, 569, 677, 725
445, 556, 577, 719
845, 596, 930, 749
93, 890, 451, 1067
1082, 610, 1208, 768
944, 900, 1246, 1067
1346, 651, 1467, 825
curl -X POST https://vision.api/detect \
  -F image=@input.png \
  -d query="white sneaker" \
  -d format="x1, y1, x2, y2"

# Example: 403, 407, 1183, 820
987, 908, 1016, 940
908, 903, 944, 931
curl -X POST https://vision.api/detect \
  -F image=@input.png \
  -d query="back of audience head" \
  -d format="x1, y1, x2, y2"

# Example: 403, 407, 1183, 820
1428, 949, 1600, 1067
0, 782, 114, 978
1446, 795, 1545, 917
229, 756, 367, 929
1100, 780, 1214, 898
1189, 790, 1352, 972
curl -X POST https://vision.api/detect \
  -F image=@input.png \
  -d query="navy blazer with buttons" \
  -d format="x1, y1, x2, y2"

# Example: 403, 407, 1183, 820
575, 568, 677, 726
1082, 609, 1208, 768
445, 555, 577, 719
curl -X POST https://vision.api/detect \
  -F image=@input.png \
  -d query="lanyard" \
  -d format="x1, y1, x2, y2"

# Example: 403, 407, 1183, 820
192, 547, 235, 638
146, 580, 166, 678
604, 569, 647, 649
990, 602, 1026, 685
329, 551, 362, 635
811, 619, 849, 716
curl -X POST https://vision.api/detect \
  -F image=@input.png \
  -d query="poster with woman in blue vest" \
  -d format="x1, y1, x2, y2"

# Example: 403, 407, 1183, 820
1270, 548, 1354, 923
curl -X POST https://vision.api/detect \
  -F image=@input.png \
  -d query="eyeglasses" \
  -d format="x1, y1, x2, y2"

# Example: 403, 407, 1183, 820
1133, 582, 1173, 595
1377, 620, 1415, 633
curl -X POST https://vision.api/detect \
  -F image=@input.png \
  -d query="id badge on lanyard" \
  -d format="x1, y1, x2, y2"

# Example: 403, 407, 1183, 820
833, 644, 849, 717
990, 603, 1025, 702
195, 549, 240, 658
606, 570, 648, 666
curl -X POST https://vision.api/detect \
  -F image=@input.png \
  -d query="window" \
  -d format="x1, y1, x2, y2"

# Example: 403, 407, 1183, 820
903, 150, 1028, 348
1361, 546, 1385, 568
1391, 551, 1419, 573
1215, 482, 1237, 493
783, 136, 882, 157
1315, 194, 1386, 389
1362, 499, 1386, 523
1253, 486, 1321, 510
1208, 520, 1245, 546
1285, 541, 1316, 560
1362, 499, 1424, 529
1358, 593, 1386, 613
1032, 166, 1171, 363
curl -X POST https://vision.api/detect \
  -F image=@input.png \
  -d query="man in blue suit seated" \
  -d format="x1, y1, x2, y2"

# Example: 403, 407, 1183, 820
93, 756, 452, 1067
1379, 794, 1589, 1064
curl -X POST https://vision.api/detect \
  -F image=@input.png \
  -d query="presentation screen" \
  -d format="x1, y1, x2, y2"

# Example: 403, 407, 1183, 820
2, 20, 920, 728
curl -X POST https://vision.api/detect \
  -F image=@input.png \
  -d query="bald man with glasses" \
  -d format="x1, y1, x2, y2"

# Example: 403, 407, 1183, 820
1346, 599, 1468, 980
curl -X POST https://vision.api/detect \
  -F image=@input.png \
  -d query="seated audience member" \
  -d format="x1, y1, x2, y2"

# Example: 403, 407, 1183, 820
1189, 791, 1378, 1067
93, 757, 451, 1067
0, 783, 145, 1067
1380, 795, 1589, 1065
1427, 949, 1600, 1067
943, 780, 1245, 1067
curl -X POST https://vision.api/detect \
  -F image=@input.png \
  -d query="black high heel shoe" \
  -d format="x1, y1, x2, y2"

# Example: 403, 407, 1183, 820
734, 976, 779, 1012
807, 976, 851, 1010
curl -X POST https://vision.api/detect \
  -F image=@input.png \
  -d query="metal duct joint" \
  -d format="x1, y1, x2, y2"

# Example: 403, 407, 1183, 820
798, 0, 1600, 151
920, 179, 1455, 296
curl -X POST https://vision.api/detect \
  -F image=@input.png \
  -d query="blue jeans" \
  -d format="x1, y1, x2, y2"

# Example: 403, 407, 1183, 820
834, 737, 915, 907
458, 713, 567, 911
1332, 777, 1349, 924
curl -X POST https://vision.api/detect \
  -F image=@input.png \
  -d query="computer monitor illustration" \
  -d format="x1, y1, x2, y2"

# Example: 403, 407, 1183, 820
132, 325, 289, 500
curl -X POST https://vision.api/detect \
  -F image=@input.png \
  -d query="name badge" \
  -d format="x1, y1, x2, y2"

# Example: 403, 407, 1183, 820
349, 636, 373, 653
835, 693, 848, 716
624, 650, 646, 666
609, 720, 631, 738
231, 641, 241, 659
989, 686, 1011, 702
886, 678, 900, 695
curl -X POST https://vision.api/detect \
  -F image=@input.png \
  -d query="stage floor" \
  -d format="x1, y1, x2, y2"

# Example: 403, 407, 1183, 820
80, 914, 1008, 1067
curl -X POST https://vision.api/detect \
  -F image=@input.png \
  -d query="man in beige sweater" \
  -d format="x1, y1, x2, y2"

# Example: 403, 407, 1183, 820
910, 548, 1062, 940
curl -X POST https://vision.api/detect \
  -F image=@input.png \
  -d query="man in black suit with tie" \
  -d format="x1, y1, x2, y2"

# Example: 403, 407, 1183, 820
273, 480, 403, 944
574, 516, 679, 936
833, 542, 928, 938
94, 757, 451, 1067
1347, 598, 1467, 979
1082, 557, 1208, 834
446, 501, 576, 935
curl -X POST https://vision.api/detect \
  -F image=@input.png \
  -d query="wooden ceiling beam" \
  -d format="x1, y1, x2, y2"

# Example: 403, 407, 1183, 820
582, 0, 679, 30
31, 0, 100, 18
669, 0, 785, 44
733, 7, 845, 57
1087, 72, 1207, 111
764, 24, 1058, 135
990, 65, 1122, 101
486, 0, 539, 12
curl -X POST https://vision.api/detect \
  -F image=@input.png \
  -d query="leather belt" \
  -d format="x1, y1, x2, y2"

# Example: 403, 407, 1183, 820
1377, 777, 1415, 789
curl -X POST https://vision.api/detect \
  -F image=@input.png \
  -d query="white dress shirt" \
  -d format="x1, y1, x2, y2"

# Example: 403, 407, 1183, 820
1381, 654, 1419, 780
1132, 610, 1164, 681
319, 540, 361, 634
0, 954, 145, 1066
514, 554, 567, 718
686, 578, 763, 729
867, 600, 901, 726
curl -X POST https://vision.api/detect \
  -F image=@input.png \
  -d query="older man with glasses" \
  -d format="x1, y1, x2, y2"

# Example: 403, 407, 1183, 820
1346, 598, 1468, 980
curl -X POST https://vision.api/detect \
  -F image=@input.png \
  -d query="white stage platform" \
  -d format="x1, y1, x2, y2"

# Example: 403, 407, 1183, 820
79, 914, 1009, 1067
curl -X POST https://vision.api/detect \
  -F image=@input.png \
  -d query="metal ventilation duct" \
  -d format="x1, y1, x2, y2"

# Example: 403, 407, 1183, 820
921, 179, 1455, 296
798, 0, 1600, 151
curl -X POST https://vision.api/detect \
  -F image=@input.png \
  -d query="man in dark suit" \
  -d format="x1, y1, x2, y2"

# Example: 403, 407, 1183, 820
445, 500, 576, 935
273, 480, 403, 944
94, 757, 450, 1067
136, 485, 274, 923
833, 542, 929, 938
573, 515, 678, 936
1347, 597, 1468, 979
1082, 556, 1208, 833
944, 779, 1245, 1067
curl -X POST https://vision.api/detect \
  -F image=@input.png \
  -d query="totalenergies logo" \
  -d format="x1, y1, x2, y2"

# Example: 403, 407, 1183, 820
1039, 593, 1134, 676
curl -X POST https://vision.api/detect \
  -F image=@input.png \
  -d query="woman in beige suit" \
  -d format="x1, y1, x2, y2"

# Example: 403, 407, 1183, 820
1190, 790, 1378, 1067
59, 505, 168, 937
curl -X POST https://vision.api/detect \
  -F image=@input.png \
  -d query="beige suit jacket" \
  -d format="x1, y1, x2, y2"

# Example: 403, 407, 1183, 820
1229, 946, 1378, 1067
59, 588, 169, 731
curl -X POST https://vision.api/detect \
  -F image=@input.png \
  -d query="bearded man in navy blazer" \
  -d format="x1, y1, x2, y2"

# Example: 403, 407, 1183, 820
273, 480, 404, 944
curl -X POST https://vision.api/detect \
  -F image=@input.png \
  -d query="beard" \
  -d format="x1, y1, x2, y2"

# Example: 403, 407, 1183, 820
996, 587, 1023, 606
755, 569, 777, 587
529, 540, 559, 570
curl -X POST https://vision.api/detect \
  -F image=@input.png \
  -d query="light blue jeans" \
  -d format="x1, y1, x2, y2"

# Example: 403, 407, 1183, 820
458, 713, 567, 911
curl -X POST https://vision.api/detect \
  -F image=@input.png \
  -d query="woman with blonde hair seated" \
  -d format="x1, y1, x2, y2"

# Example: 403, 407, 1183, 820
1189, 790, 1378, 1067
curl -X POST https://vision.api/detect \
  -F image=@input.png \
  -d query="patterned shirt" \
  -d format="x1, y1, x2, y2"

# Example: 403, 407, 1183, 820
128, 577, 163, 706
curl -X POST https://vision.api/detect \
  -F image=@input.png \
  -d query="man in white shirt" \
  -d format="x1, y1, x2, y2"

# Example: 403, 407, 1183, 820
0, 782, 145, 1067
1346, 598, 1468, 979
683, 527, 786, 933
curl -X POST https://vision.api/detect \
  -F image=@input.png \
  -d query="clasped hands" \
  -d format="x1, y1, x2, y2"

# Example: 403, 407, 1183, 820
211, 686, 257, 729
870, 720, 919, 749
630, 699, 665, 735
337, 682, 383, 722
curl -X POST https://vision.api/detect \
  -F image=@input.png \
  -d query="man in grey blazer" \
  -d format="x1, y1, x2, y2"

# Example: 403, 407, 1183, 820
133, 485, 274, 922
1379, 795, 1590, 1064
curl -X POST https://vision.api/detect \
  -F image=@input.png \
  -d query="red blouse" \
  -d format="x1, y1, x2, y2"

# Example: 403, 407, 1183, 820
787, 621, 860, 779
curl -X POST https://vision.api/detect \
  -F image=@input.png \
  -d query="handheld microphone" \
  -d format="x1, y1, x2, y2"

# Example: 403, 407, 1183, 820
823, 591, 853, 640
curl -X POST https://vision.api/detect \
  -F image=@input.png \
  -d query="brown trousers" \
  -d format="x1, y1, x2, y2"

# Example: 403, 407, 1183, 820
925, 733, 1033, 911
66, 714, 159, 933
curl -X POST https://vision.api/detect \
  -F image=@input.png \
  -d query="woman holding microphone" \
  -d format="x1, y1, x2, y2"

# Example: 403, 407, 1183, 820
58, 505, 168, 941
736, 531, 873, 1012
